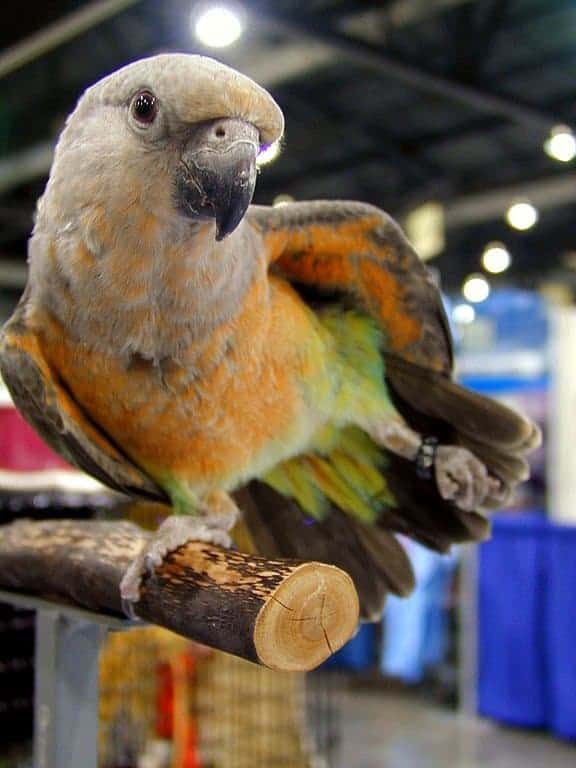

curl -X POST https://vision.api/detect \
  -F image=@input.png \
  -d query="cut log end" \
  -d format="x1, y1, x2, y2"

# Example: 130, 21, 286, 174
253, 563, 359, 672
0, 518, 361, 672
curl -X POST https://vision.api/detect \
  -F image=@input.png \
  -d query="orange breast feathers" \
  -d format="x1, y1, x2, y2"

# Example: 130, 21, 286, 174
37, 275, 332, 490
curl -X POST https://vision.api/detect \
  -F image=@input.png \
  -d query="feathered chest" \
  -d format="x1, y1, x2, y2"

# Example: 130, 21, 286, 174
33, 275, 335, 485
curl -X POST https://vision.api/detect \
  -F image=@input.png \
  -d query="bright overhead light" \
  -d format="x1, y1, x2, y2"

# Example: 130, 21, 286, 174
482, 242, 512, 274
257, 141, 281, 166
506, 200, 538, 231
452, 303, 476, 324
194, 6, 243, 48
462, 274, 490, 303
273, 194, 294, 206
544, 125, 576, 163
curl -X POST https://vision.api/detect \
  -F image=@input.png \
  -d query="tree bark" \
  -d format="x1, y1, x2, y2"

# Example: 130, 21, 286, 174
0, 518, 359, 672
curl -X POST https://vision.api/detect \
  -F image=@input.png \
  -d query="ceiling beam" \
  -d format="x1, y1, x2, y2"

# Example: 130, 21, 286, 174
0, 0, 142, 81
0, 260, 28, 288
227, 41, 337, 89
258, 149, 383, 189
257, 13, 570, 134
279, 91, 447, 184
445, 172, 576, 229
0, 141, 53, 195
384, 0, 475, 27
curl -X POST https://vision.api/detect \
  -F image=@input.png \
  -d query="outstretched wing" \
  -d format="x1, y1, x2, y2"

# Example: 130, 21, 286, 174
0, 294, 167, 503
248, 200, 453, 374
248, 200, 535, 474
244, 202, 535, 619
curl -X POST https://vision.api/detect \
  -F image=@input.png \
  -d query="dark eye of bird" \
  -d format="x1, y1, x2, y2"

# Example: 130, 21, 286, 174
132, 91, 157, 124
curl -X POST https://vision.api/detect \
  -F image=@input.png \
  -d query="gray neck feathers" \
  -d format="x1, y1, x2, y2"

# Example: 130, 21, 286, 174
28, 214, 264, 363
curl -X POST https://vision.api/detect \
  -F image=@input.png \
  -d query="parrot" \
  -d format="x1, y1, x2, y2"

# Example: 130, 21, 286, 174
0, 54, 539, 618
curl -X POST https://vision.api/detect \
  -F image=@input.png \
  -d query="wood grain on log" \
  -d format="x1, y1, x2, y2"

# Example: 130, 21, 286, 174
0, 518, 359, 672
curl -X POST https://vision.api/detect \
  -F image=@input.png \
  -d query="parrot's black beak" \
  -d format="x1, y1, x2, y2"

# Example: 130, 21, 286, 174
177, 118, 259, 241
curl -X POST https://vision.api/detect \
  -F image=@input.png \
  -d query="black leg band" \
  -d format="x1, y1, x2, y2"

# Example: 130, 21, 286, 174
415, 436, 439, 480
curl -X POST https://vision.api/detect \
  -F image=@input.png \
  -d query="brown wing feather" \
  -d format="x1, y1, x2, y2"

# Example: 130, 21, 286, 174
0, 303, 167, 502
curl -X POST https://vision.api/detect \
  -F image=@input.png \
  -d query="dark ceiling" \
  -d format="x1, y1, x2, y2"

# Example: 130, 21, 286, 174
0, 0, 575, 295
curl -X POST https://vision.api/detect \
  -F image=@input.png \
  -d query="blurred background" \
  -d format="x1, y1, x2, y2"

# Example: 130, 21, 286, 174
0, 1, 575, 766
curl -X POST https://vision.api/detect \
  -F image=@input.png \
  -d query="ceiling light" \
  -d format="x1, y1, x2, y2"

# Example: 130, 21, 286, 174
257, 141, 281, 166
462, 274, 490, 303
481, 242, 511, 274
194, 6, 243, 48
452, 303, 476, 325
505, 200, 538, 231
273, 194, 294, 206
544, 125, 576, 163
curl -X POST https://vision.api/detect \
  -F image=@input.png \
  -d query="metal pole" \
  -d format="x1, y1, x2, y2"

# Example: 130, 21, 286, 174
0, 142, 54, 195
0, 0, 142, 81
445, 171, 576, 229
35, 609, 107, 768
458, 545, 478, 718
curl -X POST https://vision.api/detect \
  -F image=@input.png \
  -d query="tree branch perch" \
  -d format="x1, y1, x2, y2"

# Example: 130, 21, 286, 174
0, 518, 359, 671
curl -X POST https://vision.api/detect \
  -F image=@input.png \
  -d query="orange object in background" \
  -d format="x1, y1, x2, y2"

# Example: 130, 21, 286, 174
172, 655, 200, 768
156, 662, 174, 742
157, 654, 202, 768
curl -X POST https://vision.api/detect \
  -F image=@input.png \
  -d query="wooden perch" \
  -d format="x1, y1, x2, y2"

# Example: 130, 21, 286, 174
0, 518, 359, 672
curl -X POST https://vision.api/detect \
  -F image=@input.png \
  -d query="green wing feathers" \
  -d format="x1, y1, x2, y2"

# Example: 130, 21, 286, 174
264, 426, 393, 524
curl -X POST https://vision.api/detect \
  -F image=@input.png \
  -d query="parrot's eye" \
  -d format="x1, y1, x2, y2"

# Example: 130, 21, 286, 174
131, 91, 158, 125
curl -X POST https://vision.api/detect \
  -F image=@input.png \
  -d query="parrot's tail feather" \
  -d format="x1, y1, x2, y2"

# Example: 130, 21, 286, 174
236, 482, 415, 621
379, 454, 491, 552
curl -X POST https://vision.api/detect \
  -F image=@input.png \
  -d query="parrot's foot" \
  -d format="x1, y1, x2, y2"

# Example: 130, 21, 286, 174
434, 445, 501, 512
119, 492, 239, 612
365, 419, 504, 511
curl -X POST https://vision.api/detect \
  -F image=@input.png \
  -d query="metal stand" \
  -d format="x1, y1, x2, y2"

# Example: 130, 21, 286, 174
458, 545, 478, 718
35, 611, 105, 768
0, 589, 132, 768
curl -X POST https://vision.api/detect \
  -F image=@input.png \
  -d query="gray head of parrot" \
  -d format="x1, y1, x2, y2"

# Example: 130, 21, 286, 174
176, 117, 259, 241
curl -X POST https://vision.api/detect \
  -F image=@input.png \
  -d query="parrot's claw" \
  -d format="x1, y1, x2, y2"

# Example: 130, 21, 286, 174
121, 597, 140, 622
119, 505, 238, 613
434, 445, 495, 512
